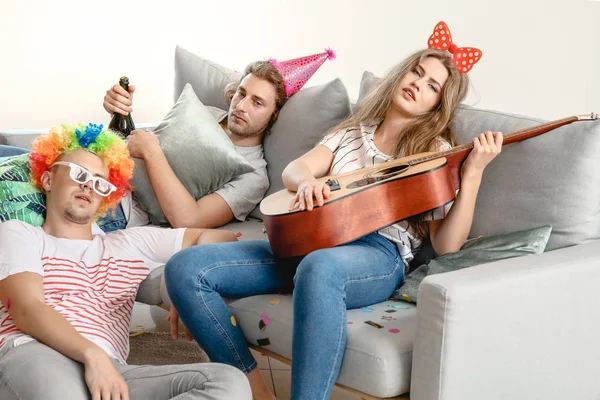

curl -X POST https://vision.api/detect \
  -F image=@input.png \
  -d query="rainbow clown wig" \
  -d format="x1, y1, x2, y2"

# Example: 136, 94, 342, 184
28, 123, 134, 216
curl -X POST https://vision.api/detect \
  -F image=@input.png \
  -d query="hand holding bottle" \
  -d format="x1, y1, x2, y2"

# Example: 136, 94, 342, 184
104, 81, 135, 116
107, 77, 136, 137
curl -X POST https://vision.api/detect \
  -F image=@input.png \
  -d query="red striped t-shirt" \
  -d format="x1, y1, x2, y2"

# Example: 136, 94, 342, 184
0, 220, 185, 364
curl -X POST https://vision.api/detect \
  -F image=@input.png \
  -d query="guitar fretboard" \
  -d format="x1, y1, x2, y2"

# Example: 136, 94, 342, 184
406, 116, 578, 166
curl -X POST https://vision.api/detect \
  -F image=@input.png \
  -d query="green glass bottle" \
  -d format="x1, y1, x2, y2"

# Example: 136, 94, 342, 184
108, 76, 135, 137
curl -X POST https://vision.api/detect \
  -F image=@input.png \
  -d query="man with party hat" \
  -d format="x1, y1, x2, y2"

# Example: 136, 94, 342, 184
100, 49, 335, 232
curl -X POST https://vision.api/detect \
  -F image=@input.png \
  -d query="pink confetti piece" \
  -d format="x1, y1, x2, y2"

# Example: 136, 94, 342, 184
261, 312, 271, 326
235, 232, 243, 238
347, 321, 353, 324
389, 328, 400, 334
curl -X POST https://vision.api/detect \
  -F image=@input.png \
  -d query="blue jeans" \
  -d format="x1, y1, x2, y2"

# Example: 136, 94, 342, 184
96, 202, 127, 232
0, 145, 29, 157
165, 232, 404, 400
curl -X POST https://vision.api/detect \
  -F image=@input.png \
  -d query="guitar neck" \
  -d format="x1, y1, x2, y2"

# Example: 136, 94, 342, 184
407, 116, 580, 167
406, 113, 596, 190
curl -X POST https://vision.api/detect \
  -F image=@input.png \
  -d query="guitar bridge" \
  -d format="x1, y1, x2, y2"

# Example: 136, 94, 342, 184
325, 179, 341, 191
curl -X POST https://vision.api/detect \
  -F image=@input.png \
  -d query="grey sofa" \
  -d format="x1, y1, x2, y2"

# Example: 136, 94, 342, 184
4, 105, 599, 400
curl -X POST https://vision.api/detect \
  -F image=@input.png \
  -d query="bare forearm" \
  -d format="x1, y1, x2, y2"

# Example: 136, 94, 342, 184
432, 130, 504, 254
143, 149, 199, 226
282, 160, 316, 192
431, 172, 482, 254
13, 302, 103, 363
197, 230, 238, 245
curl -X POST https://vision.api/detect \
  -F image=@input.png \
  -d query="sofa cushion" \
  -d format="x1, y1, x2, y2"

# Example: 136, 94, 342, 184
174, 46, 241, 112
142, 218, 414, 397
0, 131, 42, 150
216, 218, 269, 242
357, 70, 379, 101
227, 295, 415, 398
393, 225, 552, 302
130, 84, 255, 225
451, 109, 600, 251
357, 70, 600, 251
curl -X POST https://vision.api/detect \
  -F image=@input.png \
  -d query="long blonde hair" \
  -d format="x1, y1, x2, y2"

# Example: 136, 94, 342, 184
332, 48, 468, 156
332, 48, 470, 238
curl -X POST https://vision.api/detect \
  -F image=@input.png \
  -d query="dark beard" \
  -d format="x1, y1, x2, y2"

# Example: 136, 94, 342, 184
227, 115, 267, 138
64, 207, 93, 225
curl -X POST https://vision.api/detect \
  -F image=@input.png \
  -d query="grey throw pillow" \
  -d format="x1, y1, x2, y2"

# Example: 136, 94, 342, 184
391, 225, 552, 303
131, 84, 255, 226
174, 46, 241, 112
357, 70, 380, 101
450, 108, 600, 251
252, 79, 352, 219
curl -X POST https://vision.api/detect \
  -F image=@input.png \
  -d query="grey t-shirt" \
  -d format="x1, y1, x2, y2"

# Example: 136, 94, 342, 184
126, 107, 268, 227
208, 107, 269, 221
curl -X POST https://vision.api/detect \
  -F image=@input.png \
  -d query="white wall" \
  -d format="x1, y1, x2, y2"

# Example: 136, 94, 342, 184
1, 0, 598, 130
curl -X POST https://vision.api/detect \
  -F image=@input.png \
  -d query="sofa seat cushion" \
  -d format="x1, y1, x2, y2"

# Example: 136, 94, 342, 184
227, 295, 416, 398
141, 218, 415, 397
216, 218, 269, 242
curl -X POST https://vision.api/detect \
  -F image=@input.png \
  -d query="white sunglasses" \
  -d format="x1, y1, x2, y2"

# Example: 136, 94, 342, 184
51, 161, 117, 197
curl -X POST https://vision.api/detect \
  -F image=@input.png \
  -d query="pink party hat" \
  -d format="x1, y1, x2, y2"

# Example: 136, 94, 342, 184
269, 48, 336, 98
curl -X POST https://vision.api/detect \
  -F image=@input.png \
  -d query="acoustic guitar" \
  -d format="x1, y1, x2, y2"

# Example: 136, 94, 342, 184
260, 113, 599, 257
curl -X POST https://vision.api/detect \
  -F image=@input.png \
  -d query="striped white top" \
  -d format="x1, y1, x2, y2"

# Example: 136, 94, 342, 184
319, 124, 454, 268
0, 220, 185, 363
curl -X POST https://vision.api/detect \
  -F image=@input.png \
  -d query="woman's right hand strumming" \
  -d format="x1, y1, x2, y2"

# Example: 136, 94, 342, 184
282, 145, 335, 211
289, 177, 331, 211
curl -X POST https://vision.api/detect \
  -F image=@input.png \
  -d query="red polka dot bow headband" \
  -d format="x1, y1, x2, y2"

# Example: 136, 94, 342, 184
427, 21, 482, 74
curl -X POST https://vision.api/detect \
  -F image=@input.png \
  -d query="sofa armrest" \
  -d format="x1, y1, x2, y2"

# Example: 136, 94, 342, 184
410, 240, 600, 400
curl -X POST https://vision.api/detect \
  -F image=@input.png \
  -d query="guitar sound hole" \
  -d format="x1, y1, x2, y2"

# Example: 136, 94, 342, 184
346, 164, 410, 189
371, 164, 410, 177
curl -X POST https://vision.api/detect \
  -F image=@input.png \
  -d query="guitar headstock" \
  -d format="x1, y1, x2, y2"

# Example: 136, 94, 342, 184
577, 113, 599, 121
